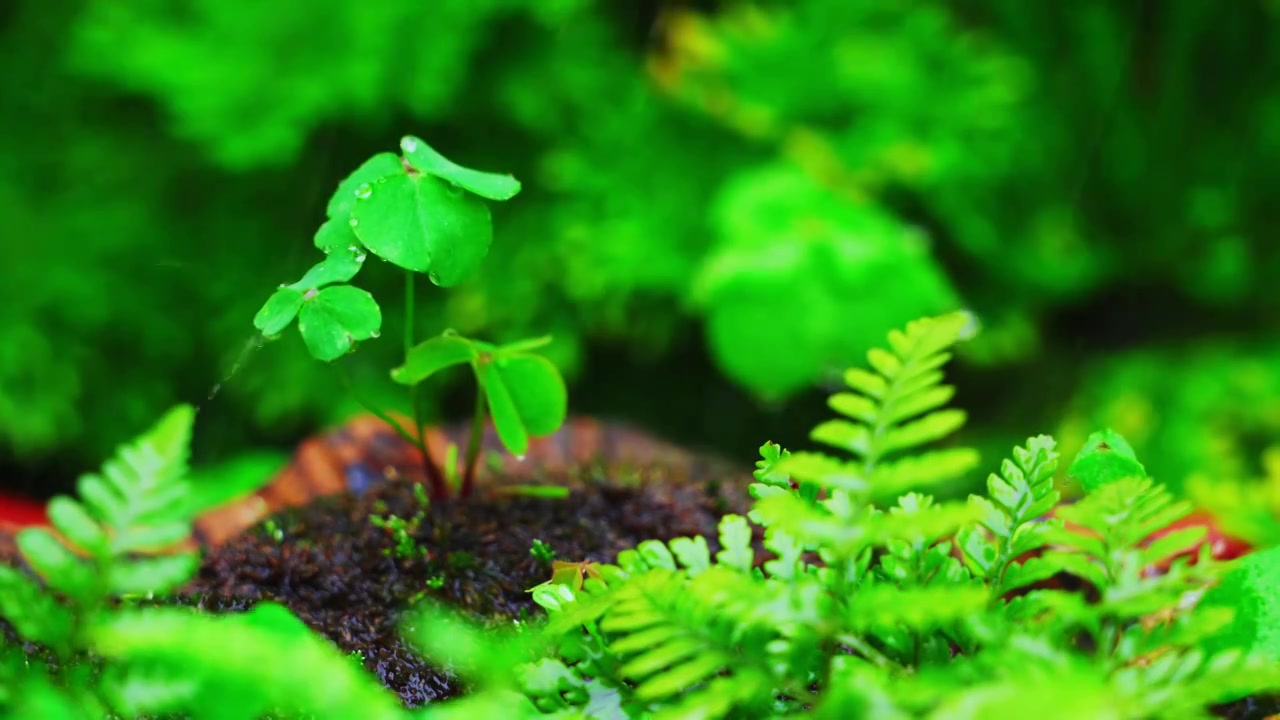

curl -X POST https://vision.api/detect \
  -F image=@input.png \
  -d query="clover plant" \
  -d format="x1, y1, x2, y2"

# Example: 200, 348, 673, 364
253, 136, 567, 499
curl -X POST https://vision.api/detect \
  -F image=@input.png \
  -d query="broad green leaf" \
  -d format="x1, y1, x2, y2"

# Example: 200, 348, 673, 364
390, 333, 477, 385
472, 352, 567, 456
1068, 429, 1147, 493
494, 354, 567, 437
476, 360, 528, 456
253, 287, 304, 337
16, 528, 96, 601
0, 564, 75, 652
297, 285, 382, 361
327, 152, 404, 219
46, 496, 107, 555
313, 216, 361, 254
350, 171, 493, 285
289, 246, 366, 291
399, 136, 522, 201
108, 554, 200, 595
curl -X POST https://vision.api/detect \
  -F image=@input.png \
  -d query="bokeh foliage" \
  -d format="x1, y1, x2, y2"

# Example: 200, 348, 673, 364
3, 0, 1278, 494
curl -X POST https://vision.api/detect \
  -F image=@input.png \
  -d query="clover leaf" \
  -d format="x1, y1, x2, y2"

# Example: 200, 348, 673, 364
295, 285, 381, 361
391, 333, 567, 458
349, 172, 493, 286
476, 353, 567, 457
399, 135, 522, 201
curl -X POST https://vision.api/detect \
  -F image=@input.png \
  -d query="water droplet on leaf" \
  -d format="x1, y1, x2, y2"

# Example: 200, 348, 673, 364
400, 137, 419, 154
355, 183, 373, 199
515, 455, 527, 463
349, 218, 359, 228
428, 271, 441, 284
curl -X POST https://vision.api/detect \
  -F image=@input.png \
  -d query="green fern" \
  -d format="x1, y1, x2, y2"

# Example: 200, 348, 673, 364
2, 405, 199, 643
519, 314, 1280, 718
784, 310, 981, 499
958, 435, 1063, 599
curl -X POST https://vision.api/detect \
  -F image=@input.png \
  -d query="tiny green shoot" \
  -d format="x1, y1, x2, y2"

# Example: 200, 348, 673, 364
529, 539, 556, 565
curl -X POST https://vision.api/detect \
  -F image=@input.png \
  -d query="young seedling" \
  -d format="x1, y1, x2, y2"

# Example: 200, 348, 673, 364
390, 332, 568, 497
529, 539, 556, 565
368, 485, 431, 561
253, 136, 568, 500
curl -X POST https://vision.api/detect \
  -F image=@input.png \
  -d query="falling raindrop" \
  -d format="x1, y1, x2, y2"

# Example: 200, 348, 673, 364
203, 334, 267, 404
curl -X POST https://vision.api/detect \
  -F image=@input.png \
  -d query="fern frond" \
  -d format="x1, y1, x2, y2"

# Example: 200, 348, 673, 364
957, 435, 1061, 596
600, 566, 781, 713
778, 311, 979, 499
1055, 476, 1193, 558
13, 404, 202, 604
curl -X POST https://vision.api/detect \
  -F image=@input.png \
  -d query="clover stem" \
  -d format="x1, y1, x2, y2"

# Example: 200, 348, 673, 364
404, 270, 447, 498
461, 388, 487, 498
335, 365, 423, 458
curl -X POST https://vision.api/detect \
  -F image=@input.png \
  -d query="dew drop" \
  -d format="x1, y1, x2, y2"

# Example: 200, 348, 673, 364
370, 330, 381, 339
349, 218, 359, 228
354, 251, 368, 263
428, 271, 441, 284
515, 455, 527, 463
355, 183, 373, 199
400, 136, 419, 154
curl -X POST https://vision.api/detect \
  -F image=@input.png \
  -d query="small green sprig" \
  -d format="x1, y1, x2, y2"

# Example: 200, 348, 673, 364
253, 136, 568, 499
529, 539, 556, 565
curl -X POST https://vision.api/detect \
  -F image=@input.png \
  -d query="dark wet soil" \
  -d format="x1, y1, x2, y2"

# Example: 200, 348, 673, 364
172, 461, 756, 706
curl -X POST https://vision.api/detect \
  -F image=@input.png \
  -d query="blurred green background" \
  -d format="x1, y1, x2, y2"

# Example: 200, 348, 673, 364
4, 0, 1279, 504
